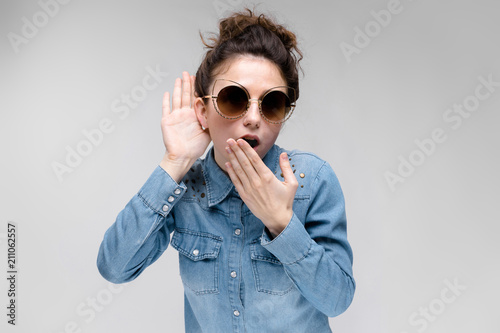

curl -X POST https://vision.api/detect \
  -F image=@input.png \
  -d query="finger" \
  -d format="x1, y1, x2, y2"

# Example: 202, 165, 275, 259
235, 139, 268, 176
225, 144, 251, 190
190, 75, 196, 99
172, 77, 182, 110
162, 92, 170, 117
279, 152, 298, 186
181, 72, 191, 108
227, 139, 258, 180
225, 161, 244, 193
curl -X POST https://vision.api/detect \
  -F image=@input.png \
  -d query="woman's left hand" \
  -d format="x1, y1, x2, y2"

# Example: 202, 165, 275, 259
225, 138, 298, 237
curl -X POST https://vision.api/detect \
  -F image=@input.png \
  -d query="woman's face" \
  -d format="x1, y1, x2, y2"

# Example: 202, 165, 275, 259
195, 56, 286, 170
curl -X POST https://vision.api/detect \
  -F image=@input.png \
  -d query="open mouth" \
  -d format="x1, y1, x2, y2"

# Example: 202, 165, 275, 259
241, 137, 259, 148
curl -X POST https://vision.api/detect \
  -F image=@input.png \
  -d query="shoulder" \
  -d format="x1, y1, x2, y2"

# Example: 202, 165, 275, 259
274, 145, 342, 195
275, 145, 337, 179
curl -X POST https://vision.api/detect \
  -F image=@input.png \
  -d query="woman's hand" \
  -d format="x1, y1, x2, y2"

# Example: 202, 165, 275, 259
225, 138, 298, 237
160, 71, 211, 182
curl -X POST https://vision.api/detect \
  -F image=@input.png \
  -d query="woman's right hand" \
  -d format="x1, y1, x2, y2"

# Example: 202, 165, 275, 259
159, 71, 211, 182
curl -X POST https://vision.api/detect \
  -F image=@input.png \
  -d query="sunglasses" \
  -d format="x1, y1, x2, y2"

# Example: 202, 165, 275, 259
203, 79, 296, 124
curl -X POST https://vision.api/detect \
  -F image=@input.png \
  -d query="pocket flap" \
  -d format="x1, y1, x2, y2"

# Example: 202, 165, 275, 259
250, 240, 280, 264
171, 229, 222, 261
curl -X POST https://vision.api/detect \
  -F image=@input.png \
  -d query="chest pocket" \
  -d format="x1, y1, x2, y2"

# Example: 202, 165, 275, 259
250, 240, 294, 296
171, 229, 223, 295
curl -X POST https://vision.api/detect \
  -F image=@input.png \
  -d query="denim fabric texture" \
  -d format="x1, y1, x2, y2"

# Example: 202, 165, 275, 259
97, 144, 355, 333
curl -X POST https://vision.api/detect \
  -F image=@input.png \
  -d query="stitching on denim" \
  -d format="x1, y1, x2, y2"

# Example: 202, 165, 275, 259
173, 228, 222, 295
179, 196, 229, 216
202, 165, 233, 207
179, 254, 220, 296
256, 284, 294, 296
171, 229, 223, 260
282, 240, 313, 265
250, 240, 294, 295
119, 214, 162, 277
174, 228, 223, 241
179, 258, 220, 295
250, 241, 280, 264
137, 191, 165, 216
251, 256, 294, 296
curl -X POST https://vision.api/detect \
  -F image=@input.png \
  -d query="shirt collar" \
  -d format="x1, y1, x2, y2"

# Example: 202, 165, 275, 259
202, 144, 280, 207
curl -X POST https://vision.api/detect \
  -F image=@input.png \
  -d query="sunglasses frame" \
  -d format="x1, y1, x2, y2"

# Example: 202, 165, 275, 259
203, 79, 296, 124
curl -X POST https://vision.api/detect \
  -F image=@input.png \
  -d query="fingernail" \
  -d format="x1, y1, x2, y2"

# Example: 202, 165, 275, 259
281, 153, 288, 160
225, 162, 231, 169
227, 139, 235, 146
225, 146, 232, 154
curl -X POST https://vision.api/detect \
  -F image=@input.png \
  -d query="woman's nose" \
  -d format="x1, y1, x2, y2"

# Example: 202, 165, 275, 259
243, 99, 262, 127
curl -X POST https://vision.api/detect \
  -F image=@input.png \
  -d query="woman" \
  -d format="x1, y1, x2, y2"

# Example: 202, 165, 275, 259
97, 9, 355, 332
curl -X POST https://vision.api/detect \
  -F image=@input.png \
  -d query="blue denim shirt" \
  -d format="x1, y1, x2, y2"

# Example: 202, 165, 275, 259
97, 144, 355, 332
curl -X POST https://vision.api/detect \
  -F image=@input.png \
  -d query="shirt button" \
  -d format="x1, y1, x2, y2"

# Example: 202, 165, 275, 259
234, 229, 241, 236
230, 271, 237, 278
174, 188, 181, 195
162, 204, 169, 212
192, 249, 199, 256
167, 196, 175, 203
233, 310, 240, 317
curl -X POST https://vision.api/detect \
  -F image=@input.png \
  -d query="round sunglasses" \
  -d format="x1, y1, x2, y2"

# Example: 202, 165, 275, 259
203, 79, 296, 124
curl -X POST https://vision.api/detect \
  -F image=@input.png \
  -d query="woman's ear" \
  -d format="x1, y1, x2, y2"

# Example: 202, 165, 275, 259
194, 97, 209, 129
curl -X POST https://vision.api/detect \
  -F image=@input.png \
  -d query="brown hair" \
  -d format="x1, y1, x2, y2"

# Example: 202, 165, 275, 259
195, 9, 303, 102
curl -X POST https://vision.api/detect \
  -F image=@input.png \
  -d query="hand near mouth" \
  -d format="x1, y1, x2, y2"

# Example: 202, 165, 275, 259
225, 138, 298, 237
241, 137, 258, 148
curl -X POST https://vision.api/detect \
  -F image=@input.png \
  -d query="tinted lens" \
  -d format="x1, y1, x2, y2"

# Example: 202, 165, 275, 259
216, 85, 248, 117
261, 91, 291, 121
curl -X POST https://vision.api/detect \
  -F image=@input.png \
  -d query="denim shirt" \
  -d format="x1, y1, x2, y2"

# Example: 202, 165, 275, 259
97, 144, 355, 333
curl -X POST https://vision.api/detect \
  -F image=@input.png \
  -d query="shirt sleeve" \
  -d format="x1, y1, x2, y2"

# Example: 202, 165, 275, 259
97, 166, 187, 284
260, 161, 355, 317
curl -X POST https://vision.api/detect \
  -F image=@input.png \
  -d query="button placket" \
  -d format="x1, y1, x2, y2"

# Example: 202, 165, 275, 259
227, 197, 244, 329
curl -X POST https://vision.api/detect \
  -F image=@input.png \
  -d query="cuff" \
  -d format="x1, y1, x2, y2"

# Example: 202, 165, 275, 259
260, 213, 312, 265
137, 165, 187, 217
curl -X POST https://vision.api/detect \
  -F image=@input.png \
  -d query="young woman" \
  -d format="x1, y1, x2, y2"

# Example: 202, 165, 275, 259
97, 9, 355, 332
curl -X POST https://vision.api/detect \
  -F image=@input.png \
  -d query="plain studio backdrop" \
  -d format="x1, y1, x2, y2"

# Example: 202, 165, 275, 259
1, 0, 499, 332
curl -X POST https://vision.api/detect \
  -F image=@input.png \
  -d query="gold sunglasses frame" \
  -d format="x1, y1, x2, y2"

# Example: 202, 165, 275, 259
203, 79, 296, 124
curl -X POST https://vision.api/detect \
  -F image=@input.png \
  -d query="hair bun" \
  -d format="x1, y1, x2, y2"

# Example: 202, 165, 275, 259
195, 8, 302, 102
203, 9, 301, 58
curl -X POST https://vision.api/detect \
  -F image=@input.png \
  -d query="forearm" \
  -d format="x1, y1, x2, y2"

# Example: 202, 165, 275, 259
97, 195, 169, 283
97, 166, 186, 283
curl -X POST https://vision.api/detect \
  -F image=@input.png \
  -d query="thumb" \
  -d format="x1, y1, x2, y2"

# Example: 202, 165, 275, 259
279, 152, 298, 186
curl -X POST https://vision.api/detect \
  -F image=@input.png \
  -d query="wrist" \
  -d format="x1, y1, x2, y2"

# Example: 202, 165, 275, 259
267, 210, 293, 238
159, 153, 197, 183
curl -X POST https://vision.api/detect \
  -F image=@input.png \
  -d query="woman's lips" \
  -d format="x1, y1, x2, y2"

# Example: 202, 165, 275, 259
239, 135, 260, 149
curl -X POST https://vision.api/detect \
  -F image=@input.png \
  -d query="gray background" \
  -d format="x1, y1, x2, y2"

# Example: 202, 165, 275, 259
1, 0, 499, 332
